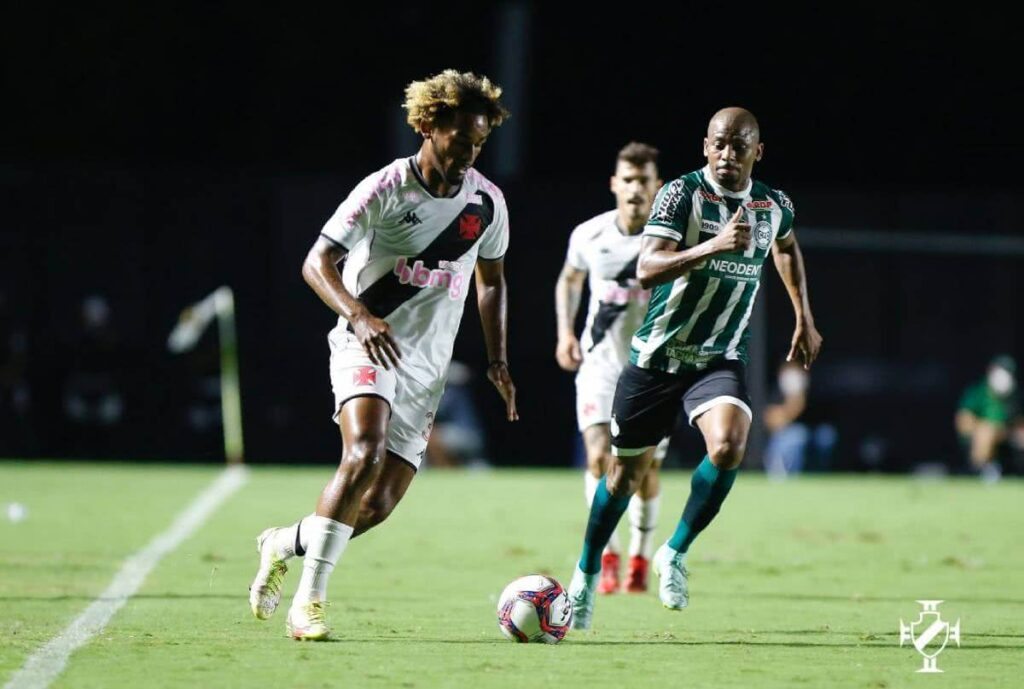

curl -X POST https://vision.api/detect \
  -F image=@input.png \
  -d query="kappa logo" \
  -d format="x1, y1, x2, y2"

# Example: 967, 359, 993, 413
459, 213, 482, 240
401, 211, 422, 226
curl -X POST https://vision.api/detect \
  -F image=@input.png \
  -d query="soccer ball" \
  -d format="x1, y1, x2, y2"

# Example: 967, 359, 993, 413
496, 574, 572, 643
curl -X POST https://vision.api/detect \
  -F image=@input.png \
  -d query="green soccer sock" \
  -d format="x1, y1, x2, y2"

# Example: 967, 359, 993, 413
666, 456, 737, 553
579, 476, 632, 574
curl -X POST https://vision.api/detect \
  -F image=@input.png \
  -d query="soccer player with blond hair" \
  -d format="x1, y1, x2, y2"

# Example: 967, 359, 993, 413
249, 70, 518, 640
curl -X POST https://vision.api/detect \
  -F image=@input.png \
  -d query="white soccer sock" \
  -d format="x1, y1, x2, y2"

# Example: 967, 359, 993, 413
269, 513, 316, 560
292, 515, 354, 606
584, 471, 599, 507
628, 494, 660, 559
584, 471, 621, 555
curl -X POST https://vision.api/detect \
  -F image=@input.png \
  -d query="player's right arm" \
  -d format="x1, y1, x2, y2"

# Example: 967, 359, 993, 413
637, 207, 751, 289
554, 262, 586, 371
302, 241, 401, 370
308, 168, 402, 368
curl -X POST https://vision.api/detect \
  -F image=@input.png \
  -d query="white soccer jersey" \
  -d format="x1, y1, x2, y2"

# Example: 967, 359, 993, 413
565, 210, 650, 372
321, 157, 509, 388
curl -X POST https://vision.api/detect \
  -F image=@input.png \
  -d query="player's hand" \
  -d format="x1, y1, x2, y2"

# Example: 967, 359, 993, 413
555, 335, 583, 371
712, 207, 751, 254
350, 310, 401, 369
787, 319, 822, 370
487, 362, 519, 421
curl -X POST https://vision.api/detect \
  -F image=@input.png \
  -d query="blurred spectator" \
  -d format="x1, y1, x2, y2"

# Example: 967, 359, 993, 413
61, 295, 127, 456
425, 360, 487, 468
955, 355, 1024, 482
763, 361, 837, 478
0, 290, 34, 454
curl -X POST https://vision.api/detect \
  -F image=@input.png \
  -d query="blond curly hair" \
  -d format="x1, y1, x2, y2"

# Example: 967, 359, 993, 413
403, 70, 510, 132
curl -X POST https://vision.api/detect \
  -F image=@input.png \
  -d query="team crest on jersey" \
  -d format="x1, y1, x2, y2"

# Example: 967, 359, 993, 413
754, 221, 772, 250
458, 213, 483, 240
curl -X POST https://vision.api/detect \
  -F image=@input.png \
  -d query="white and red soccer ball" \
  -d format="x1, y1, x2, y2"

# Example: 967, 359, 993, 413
496, 575, 572, 644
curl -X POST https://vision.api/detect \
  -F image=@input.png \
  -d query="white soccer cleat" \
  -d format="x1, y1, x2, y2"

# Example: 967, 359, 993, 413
249, 527, 289, 620
286, 601, 330, 641
653, 544, 689, 610
567, 565, 598, 630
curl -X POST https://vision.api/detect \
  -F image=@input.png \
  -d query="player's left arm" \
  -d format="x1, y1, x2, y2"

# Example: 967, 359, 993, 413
772, 231, 823, 369
475, 257, 519, 421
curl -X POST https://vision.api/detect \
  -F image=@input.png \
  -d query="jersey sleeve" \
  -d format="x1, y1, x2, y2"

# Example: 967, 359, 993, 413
564, 224, 588, 270
771, 188, 796, 241
643, 178, 694, 243
478, 190, 509, 260
321, 170, 387, 250
958, 384, 984, 416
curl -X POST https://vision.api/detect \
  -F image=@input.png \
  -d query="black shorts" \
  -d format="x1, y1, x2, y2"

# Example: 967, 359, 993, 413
610, 361, 752, 455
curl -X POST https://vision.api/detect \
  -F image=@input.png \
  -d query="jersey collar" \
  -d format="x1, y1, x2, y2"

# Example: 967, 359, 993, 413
409, 156, 463, 199
701, 165, 752, 199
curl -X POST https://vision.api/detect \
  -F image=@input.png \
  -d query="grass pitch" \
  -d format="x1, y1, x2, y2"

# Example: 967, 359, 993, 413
1, 461, 1021, 688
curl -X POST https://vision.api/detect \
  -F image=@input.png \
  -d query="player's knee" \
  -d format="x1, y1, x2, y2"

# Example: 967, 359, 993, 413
341, 438, 387, 487
707, 434, 746, 470
605, 458, 640, 497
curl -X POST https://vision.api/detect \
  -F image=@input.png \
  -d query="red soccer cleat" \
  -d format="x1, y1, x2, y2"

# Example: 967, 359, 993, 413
624, 555, 649, 593
598, 552, 621, 595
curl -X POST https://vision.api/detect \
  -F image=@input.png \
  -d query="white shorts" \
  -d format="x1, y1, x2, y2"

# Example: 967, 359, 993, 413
574, 360, 620, 433
577, 361, 670, 462
329, 332, 444, 469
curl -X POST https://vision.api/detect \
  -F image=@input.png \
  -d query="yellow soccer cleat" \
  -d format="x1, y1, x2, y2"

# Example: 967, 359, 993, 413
286, 601, 330, 641
249, 528, 289, 620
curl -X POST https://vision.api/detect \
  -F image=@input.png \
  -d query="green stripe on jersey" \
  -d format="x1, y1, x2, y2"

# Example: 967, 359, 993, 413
629, 168, 793, 373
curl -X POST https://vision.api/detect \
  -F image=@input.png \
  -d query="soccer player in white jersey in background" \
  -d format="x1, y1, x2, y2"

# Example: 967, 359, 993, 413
568, 107, 823, 630
555, 142, 668, 594
248, 70, 519, 641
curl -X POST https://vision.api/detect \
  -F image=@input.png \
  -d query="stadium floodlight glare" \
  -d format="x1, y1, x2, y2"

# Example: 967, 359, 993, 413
167, 286, 244, 464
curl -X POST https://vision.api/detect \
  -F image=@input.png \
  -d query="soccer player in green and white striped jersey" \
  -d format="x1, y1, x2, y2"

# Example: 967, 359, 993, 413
569, 107, 823, 629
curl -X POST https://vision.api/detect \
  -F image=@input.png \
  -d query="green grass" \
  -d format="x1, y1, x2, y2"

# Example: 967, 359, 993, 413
1, 462, 1022, 688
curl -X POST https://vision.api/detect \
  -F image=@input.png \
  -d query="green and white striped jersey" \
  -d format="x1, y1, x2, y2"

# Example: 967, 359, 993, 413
630, 166, 794, 373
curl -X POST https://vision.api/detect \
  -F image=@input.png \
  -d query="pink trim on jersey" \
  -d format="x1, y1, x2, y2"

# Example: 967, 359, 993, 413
340, 161, 405, 228
465, 168, 505, 204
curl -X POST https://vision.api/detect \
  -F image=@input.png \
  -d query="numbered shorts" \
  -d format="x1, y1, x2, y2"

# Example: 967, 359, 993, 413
610, 360, 752, 457
329, 332, 444, 469
576, 361, 669, 461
